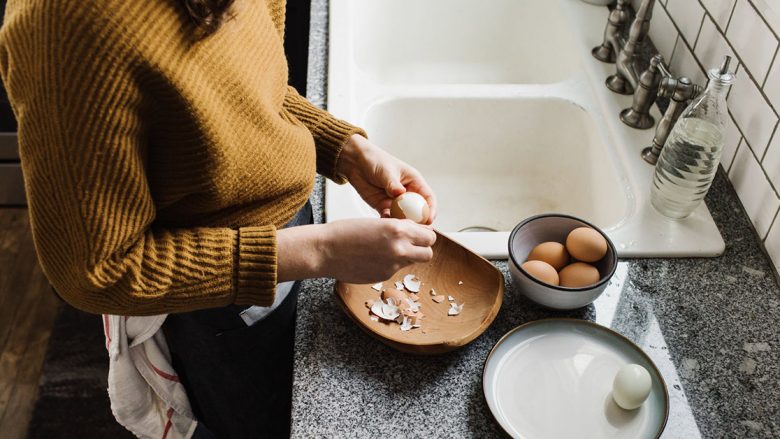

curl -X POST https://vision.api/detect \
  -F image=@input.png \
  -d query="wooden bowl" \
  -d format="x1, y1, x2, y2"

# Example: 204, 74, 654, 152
334, 231, 504, 354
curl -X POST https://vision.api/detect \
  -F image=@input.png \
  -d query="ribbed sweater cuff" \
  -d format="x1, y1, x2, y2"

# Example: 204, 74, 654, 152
312, 118, 367, 184
235, 225, 277, 307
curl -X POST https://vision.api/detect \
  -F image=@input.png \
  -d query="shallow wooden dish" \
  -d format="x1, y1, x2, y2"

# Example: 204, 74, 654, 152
334, 231, 504, 354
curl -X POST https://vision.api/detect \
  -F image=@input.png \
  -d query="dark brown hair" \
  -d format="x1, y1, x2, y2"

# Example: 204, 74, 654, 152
182, 0, 235, 35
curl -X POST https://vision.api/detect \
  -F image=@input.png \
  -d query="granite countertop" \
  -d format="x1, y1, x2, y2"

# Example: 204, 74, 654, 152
292, 1, 780, 437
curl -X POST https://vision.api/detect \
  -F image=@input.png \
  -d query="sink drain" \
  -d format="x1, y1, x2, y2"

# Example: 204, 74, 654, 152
458, 226, 498, 232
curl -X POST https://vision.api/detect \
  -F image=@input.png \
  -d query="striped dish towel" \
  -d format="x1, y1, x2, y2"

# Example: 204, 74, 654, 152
103, 314, 197, 439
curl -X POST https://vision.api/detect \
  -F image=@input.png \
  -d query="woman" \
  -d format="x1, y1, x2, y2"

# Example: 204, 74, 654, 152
0, 0, 437, 437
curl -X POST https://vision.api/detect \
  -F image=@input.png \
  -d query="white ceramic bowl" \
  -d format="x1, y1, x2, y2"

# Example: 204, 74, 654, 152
508, 214, 618, 310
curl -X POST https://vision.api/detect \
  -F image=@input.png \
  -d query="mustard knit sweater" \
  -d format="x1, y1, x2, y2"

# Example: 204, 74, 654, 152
0, 0, 365, 315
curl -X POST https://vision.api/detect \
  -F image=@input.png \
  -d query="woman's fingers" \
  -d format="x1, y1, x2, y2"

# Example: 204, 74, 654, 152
404, 243, 434, 263
400, 220, 437, 247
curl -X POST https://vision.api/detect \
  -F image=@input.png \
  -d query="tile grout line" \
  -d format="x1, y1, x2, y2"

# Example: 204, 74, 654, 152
726, 138, 742, 175
664, 3, 780, 199
746, 0, 780, 42
760, 121, 779, 163
693, 7, 780, 119
721, 69, 780, 201
662, 2, 702, 74
762, 44, 779, 88
725, 0, 737, 33
692, 12, 706, 50
764, 205, 780, 243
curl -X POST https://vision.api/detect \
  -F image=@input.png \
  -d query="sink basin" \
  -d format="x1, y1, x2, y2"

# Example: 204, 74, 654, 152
353, 0, 579, 84
361, 97, 628, 231
326, 0, 725, 258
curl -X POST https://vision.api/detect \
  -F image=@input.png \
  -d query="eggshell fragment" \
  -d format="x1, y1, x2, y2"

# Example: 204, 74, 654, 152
394, 281, 404, 291
521, 260, 560, 286
371, 299, 400, 320
403, 274, 421, 293
403, 298, 421, 314
566, 227, 608, 262
527, 241, 569, 271
390, 192, 430, 224
382, 289, 408, 305
448, 302, 464, 316
559, 262, 600, 288
432, 296, 445, 303
371, 282, 383, 292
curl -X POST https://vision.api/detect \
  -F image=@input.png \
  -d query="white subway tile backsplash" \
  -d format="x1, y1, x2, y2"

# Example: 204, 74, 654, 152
765, 59, 780, 110
670, 38, 706, 86
695, 16, 738, 75
729, 144, 780, 238
727, 68, 778, 158
666, 0, 705, 45
701, 0, 736, 31
726, 0, 779, 82
649, 0, 780, 270
721, 111, 742, 172
649, 1, 679, 61
761, 132, 780, 190
750, 0, 780, 36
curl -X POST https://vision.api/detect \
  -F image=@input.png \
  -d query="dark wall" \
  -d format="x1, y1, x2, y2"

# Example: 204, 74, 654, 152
284, 0, 311, 95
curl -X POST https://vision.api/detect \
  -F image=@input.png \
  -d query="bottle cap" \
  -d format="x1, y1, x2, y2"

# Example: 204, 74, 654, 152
708, 55, 735, 84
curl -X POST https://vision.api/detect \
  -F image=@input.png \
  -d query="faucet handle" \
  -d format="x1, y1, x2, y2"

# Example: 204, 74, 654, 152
642, 76, 703, 164
657, 76, 702, 101
620, 54, 665, 129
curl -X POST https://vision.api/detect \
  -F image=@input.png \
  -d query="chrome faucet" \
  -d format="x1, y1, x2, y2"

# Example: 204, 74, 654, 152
591, 0, 632, 63
641, 76, 703, 165
591, 0, 710, 164
620, 54, 670, 129
605, 0, 656, 95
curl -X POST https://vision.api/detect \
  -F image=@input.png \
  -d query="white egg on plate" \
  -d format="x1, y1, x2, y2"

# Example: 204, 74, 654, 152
612, 363, 652, 410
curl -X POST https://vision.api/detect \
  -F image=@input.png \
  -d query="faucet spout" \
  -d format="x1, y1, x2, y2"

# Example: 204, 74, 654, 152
605, 0, 656, 95
592, 0, 632, 63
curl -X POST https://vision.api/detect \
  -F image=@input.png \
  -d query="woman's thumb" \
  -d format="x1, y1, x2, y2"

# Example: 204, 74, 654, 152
385, 177, 406, 197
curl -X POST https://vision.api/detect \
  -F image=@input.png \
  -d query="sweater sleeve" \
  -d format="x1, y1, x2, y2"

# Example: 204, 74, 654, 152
264, 0, 366, 182
0, 5, 277, 315
283, 87, 367, 183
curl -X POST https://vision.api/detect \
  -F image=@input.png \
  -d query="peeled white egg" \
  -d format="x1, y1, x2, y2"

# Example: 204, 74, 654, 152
612, 364, 652, 410
390, 192, 430, 224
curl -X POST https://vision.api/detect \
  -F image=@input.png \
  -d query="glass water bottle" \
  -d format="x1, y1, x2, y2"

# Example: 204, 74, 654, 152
650, 57, 735, 219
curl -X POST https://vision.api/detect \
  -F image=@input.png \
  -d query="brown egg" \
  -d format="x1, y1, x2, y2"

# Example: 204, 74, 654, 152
382, 288, 409, 305
566, 227, 608, 262
390, 192, 430, 224
521, 260, 560, 286
559, 262, 601, 288
527, 241, 569, 271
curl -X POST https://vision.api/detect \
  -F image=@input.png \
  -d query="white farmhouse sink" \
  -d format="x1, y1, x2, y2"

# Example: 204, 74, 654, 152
326, 0, 725, 258
353, 0, 579, 84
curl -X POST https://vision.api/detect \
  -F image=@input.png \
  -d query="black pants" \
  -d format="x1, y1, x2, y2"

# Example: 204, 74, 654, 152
163, 202, 312, 439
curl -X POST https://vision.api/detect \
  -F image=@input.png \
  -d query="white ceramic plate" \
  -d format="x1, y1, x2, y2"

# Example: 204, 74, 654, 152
483, 319, 668, 438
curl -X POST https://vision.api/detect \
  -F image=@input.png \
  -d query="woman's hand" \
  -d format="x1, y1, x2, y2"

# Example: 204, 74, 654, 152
276, 219, 436, 284
338, 134, 438, 224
